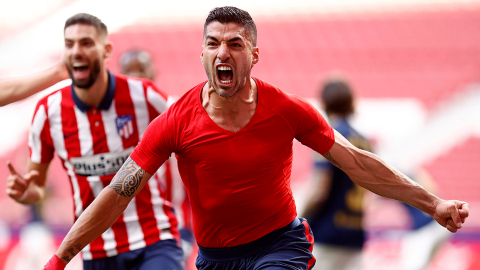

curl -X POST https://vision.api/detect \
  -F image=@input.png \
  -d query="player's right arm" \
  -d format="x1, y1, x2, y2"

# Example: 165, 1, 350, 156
46, 157, 153, 267
6, 160, 49, 205
0, 62, 69, 106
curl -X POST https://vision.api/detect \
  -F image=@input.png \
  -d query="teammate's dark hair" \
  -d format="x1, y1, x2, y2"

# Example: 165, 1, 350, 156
64, 13, 108, 39
321, 80, 354, 117
204, 6, 257, 47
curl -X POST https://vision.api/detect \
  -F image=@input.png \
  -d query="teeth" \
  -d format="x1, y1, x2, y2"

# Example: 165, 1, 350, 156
73, 63, 86, 67
220, 80, 232, 84
218, 66, 231, 71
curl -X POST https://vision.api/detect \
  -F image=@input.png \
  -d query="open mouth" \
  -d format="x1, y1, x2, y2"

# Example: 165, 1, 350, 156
72, 62, 89, 79
217, 65, 233, 84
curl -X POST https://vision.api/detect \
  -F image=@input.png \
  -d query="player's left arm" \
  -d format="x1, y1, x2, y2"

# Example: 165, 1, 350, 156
325, 130, 469, 233
46, 157, 152, 268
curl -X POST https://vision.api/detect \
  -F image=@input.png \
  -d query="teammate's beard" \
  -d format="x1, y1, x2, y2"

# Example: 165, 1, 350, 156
67, 59, 102, 89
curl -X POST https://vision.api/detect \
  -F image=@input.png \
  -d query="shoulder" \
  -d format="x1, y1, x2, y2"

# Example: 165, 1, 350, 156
35, 85, 70, 110
255, 78, 316, 115
152, 81, 205, 126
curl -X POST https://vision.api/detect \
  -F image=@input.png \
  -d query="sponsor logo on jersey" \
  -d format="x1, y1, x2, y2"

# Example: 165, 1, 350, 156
70, 147, 134, 176
116, 115, 134, 139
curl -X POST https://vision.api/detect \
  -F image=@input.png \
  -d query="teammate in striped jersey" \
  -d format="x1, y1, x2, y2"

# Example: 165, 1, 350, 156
5, 13, 184, 270
43, 7, 469, 270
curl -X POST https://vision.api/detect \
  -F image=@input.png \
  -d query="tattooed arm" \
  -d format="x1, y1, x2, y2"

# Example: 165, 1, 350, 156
53, 158, 152, 265
324, 129, 469, 233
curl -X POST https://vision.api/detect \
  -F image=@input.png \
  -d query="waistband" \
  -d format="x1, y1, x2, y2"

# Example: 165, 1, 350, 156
198, 218, 301, 261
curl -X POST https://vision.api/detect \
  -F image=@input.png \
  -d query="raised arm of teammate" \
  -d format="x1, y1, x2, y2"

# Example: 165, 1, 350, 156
0, 62, 69, 106
325, 130, 469, 233
43, 157, 153, 269
6, 160, 50, 204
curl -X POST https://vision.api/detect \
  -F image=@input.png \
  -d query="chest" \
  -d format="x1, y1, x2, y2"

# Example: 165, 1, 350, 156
179, 110, 295, 171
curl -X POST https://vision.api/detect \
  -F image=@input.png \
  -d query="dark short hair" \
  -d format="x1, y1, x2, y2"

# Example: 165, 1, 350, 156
204, 6, 257, 47
321, 80, 355, 116
64, 13, 108, 38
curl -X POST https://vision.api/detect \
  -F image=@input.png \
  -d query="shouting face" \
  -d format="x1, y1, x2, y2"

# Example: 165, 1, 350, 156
202, 22, 259, 98
64, 24, 109, 89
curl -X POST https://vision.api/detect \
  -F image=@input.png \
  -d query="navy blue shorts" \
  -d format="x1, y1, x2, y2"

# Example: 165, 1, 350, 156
196, 218, 316, 270
83, 239, 184, 270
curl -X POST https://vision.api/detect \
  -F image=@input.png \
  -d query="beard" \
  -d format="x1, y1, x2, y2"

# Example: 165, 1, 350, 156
67, 59, 101, 89
204, 63, 248, 98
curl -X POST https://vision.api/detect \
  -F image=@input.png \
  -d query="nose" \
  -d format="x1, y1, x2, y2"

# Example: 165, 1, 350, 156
217, 43, 230, 62
71, 43, 83, 58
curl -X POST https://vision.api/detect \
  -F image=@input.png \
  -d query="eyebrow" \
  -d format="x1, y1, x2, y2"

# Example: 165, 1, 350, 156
205, 35, 244, 44
64, 37, 95, 42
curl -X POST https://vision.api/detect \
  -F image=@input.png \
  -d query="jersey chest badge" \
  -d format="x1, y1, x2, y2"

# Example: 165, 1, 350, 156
116, 115, 134, 139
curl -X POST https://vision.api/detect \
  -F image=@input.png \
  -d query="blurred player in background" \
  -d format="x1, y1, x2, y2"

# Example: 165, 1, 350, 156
399, 168, 451, 270
302, 79, 370, 270
119, 48, 196, 265
0, 62, 69, 106
119, 50, 156, 81
5, 13, 184, 270
43, 6, 469, 270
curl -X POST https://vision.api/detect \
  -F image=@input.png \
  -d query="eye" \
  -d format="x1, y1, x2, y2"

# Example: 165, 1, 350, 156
65, 41, 73, 48
207, 42, 217, 47
231, 43, 242, 48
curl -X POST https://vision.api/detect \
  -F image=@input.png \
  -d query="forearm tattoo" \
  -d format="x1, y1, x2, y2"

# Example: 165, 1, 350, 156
324, 151, 341, 168
108, 157, 146, 197
62, 243, 82, 263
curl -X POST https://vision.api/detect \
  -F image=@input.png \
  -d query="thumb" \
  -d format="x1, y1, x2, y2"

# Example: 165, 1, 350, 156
24, 170, 39, 183
7, 160, 18, 176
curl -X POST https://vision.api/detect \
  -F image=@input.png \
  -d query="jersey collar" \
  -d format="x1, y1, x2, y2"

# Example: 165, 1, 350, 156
71, 71, 116, 112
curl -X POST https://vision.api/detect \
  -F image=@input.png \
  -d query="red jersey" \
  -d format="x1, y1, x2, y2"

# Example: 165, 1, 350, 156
131, 78, 334, 248
28, 72, 179, 260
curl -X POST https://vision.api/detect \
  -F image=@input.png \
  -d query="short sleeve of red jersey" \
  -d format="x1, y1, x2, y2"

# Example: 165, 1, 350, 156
130, 109, 176, 175
28, 100, 55, 164
289, 95, 335, 155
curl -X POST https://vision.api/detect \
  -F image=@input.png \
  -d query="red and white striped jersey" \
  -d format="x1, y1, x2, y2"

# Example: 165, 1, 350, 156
28, 72, 179, 260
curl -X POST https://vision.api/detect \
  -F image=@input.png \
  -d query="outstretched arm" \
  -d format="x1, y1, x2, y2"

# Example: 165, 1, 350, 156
48, 158, 151, 267
325, 130, 469, 232
0, 62, 69, 106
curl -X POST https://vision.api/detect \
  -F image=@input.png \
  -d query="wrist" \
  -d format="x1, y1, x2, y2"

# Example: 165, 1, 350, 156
16, 190, 29, 203
430, 197, 444, 217
44, 254, 66, 270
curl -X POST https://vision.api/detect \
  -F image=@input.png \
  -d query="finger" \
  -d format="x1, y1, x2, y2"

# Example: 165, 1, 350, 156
447, 204, 463, 228
446, 223, 458, 233
447, 218, 457, 229
7, 176, 28, 190
6, 188, 22, 199
7, 161, 18, 175
459, 203, 470, 218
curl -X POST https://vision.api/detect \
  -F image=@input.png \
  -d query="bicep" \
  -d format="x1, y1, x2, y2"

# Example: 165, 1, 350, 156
107, 157, 152, 198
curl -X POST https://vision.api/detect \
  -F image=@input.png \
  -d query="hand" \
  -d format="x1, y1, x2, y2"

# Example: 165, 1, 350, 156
5, 161, 39, 203
55, 61, 70, 81
433, 200, 469, 232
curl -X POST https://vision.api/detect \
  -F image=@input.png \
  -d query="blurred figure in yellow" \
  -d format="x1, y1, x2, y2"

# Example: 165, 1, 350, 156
302, 78, 371, 270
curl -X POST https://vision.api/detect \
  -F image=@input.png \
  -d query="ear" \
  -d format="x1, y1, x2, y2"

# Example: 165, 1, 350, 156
251, 47, 259, 67
200, 47, 204, 62
104, 41, 113, 59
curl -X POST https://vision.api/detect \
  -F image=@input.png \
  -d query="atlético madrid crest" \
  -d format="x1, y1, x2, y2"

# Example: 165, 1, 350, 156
116, 115, 134, 139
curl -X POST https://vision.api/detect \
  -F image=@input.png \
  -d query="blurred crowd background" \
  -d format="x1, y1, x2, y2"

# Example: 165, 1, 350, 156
0, 0, 479, 269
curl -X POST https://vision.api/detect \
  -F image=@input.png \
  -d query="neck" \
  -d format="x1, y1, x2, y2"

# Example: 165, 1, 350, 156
203, 78, 257, 111
73, 69, 109, 108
